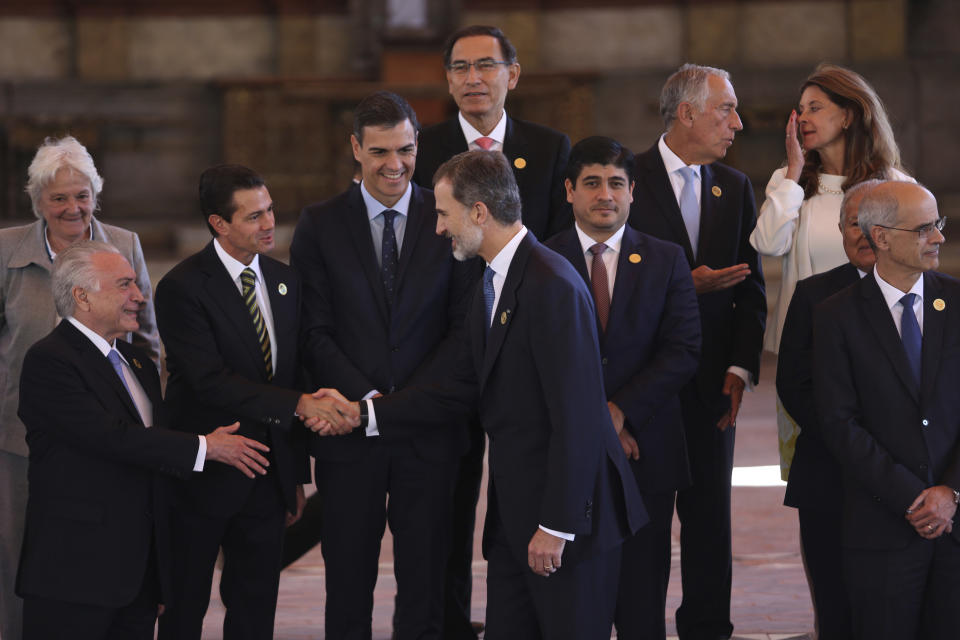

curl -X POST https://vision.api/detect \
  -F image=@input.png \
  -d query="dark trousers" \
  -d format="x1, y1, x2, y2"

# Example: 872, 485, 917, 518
615, 489, 676, 640
844, 533, 960, 639
281, 490, 324, 568
23, 546, 160, 640
674, 392, 735, 640
316, 440, 455, 640
798, 507, 852, 640
157, 473, 287, 640
443, 423, 485, 640
484, 511, 621, 640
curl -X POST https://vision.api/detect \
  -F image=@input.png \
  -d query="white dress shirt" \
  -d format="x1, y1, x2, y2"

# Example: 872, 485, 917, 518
874, 270, 924, 337
213, 238, 277, 373
459, 110, 507, 151
658, 134, 752, 390
67, 316, 206, 470
361, 180, 412, 266
574, 223, 624, 300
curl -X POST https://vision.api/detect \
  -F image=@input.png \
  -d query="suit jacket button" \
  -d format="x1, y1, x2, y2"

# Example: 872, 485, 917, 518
922, 419, 930, 426
874, 496, 881, 502
920, 464, 928, 471
601, 357, 608, 365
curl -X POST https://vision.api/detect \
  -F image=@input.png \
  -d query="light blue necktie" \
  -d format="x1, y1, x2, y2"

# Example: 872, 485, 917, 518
107, 349, 133, 398
483, 266, 496, 335
900, 293, 922, 388
678, 166, 700, 256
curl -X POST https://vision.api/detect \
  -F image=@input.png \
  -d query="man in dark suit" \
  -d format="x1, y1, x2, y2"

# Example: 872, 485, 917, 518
289, 91, 475, 640
155, 165, 356, 640
412, 26, 573, 636
312, 150, 648, 639
777, 179, 879, 639
545, 136, 701, 639
17, 241, 271, 640
814, 181, 960, 639
627, 63, 766, 640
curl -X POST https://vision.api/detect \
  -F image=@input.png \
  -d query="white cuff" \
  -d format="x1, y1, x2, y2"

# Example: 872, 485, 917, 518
727, 365, 753, 392
365, 398, 379, 437
194, 435, 206, 472
539, 524, 575, 541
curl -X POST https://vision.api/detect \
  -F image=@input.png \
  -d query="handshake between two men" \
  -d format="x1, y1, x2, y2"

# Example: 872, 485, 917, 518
295, 388, 362, 436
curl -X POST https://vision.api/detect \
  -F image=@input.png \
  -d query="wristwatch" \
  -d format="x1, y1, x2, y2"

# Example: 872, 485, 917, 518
358, 399, 369, 429
953, 488, 960, 505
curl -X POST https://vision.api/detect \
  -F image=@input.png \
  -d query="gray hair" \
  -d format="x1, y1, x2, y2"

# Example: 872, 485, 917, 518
660, 63, 731, 130
857, 186, 903, 251
51, 241, 120, 318
25, 136, 104, 218
840, 179, 885, 225
433, 151, 522, 225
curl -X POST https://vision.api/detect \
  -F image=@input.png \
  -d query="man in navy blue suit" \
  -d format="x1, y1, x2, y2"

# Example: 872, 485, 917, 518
545, 136, 700, 639
315, 150, 647, 639
814, 181, 960, 638
290, 91, 475, 640
628, 64, 766, 640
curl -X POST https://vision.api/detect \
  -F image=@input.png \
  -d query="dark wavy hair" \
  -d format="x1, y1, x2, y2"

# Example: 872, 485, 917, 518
798, 63, 904, 199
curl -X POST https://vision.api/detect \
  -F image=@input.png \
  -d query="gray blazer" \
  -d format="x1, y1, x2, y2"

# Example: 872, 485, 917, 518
0, 217, 160, 456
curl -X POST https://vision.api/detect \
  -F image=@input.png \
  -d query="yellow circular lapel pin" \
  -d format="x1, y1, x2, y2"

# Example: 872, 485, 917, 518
500, 311, 509, 325
278, 283, 288, 295
514, 158, 526, 170
934, 298, 946, 311
629, 253, 642, 264
131, 357, 142, 369
712, 185, 722, 197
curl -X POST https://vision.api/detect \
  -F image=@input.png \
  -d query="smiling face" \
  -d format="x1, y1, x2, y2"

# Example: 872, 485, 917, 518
77, 252, 144, 343
797, 85, 849, 162
38, 167, 95, 248
434, 178, 483, 261
446, 35, 520, 126
209, 186, 276, 265
566, 164, 634, 241
839, 192, 875, 271
352, 119, 417, 208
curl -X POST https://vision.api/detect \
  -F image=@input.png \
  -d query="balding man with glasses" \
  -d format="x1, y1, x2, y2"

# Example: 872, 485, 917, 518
814, 181, 960, 638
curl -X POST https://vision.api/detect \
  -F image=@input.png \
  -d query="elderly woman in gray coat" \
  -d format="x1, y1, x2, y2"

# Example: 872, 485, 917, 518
0, 135, 160, 640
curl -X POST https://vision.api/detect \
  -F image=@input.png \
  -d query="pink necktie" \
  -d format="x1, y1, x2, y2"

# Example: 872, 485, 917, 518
589, 243, 610, 332
475, 137, 495, 150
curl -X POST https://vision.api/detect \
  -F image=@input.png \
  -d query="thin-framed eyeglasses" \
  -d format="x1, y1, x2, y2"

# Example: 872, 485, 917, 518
875, 217, 946, 239
446, 59, 512, 75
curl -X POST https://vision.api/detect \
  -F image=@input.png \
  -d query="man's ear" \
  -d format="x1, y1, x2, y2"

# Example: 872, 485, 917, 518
565, 178, 575, 204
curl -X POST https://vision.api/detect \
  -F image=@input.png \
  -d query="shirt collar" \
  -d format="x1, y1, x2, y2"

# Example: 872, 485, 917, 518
66, 316, 120, 359
658, 134, 701, 179
459, 110, 507, 146
487, 225, 528, 278
873, 268, 924, 312
213, 237, 263, 285
44, 222, 94, 262
574, 222, 625, 256
360, 181, 412, 221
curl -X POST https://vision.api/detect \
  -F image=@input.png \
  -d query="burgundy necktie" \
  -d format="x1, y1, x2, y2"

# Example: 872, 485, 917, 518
589, 243, 610, 332
475, 136, 495, 150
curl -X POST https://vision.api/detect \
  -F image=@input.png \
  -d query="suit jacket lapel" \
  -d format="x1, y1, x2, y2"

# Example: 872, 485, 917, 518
860, 274, 920, 403
260, 258, 297, 379
921, 272, 945, 402
608, 227, 645, 337
551, 229, 603, 337
479, 233, 532, 388
117, 340, 160, 425
61, 322, 144, 424
344, 187, 390, 324
198, 243, 271, 381
697, 163, 724, 265
442, 117, 469, 157
395, 185, 425, 288
640, 147, 695, 264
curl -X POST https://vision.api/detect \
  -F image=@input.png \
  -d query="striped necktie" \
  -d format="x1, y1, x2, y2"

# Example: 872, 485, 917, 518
240, 267, 273, 381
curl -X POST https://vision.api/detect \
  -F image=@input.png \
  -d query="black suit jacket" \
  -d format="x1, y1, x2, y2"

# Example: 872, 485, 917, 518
413, 115, 573, 240
628, 142, 766, 412
545, 225, 700, 492
374, 231, 648, 567
290, 183, 475, 462
779, 262, 860, 510
814, 270, 960, 548
155, 242, 309, 517
17, 321, 199, 607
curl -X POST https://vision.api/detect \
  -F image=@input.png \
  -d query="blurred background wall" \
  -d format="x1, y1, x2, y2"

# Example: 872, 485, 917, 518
0, 0, 955, 261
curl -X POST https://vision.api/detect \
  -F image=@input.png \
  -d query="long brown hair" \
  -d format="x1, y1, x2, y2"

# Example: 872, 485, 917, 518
798, 63, 903, 199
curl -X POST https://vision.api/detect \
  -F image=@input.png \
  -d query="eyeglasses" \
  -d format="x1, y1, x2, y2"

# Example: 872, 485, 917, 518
875, 217, 946, 239
446, 59, 512, 75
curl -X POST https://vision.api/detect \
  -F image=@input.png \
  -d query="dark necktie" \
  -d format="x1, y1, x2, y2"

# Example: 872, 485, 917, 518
475, 136, 495, 150
589, 243, 610, 332
240, 268, 273, 381
381, 209, 399, 308
900, 292, 922, 387
483, 266, 496, 335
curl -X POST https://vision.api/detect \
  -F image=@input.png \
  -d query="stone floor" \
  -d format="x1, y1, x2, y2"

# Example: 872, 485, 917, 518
192, 353, 818, 639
